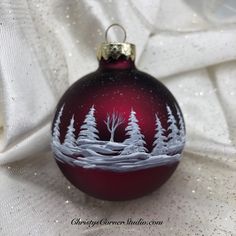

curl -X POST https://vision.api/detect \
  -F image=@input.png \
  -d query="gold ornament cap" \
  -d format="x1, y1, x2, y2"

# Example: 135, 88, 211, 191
97, 24, 136, 61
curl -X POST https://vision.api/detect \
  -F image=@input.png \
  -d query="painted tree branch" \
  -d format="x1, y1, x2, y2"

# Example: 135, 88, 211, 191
104, 111, 125, 141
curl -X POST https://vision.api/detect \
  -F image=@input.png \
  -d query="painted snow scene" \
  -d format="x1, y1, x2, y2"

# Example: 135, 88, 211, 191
52, 104, 185, 172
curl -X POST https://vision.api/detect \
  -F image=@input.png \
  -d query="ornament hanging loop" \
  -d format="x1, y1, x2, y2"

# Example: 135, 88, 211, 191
97, 24, 135, 61
105, 23, 127, 43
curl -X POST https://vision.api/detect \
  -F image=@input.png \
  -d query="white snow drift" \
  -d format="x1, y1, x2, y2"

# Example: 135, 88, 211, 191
51, 104, 185, 172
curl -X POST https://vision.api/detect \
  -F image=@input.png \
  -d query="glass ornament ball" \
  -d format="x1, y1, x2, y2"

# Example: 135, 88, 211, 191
51, 26, 185, 201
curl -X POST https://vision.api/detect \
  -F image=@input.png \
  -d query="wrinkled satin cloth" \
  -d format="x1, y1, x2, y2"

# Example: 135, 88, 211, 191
0, 0, 235, 235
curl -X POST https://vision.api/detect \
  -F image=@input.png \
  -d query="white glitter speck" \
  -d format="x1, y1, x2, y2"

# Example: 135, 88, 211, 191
199, 91, 204, 96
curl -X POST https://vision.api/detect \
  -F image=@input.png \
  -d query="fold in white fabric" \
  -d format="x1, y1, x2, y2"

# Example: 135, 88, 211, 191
0, 0, 236, 163
0, 0, 235, 235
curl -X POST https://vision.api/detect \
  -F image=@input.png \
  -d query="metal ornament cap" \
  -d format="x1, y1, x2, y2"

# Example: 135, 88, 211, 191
97, 42, 136, 61
97, 23, 136, 61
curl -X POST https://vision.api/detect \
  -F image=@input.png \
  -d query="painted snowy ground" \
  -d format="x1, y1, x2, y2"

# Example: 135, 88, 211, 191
52, 104, 185, 172
52, 140, 182, 172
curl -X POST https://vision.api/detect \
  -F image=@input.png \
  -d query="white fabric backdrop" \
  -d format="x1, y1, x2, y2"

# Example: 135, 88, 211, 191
0, 0, 235, 235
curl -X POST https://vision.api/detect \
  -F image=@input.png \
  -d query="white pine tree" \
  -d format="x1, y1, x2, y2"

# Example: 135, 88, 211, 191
151, 114, 167, 155
63, 115, 76, 148
52, 104, 64, 144
77, 105, 99, 142
121, 109, 147, 155
176, 106, 185, 144
166, 105, 179, 146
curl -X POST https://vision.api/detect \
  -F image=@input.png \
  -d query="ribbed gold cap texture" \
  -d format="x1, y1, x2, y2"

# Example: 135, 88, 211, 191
97, 42, 136, 61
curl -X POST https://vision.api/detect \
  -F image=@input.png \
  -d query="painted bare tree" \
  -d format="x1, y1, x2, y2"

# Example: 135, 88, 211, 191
104, 111, 125, 142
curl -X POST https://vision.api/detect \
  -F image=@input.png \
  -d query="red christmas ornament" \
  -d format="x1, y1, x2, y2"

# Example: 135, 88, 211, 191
51, 24, 185, 201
